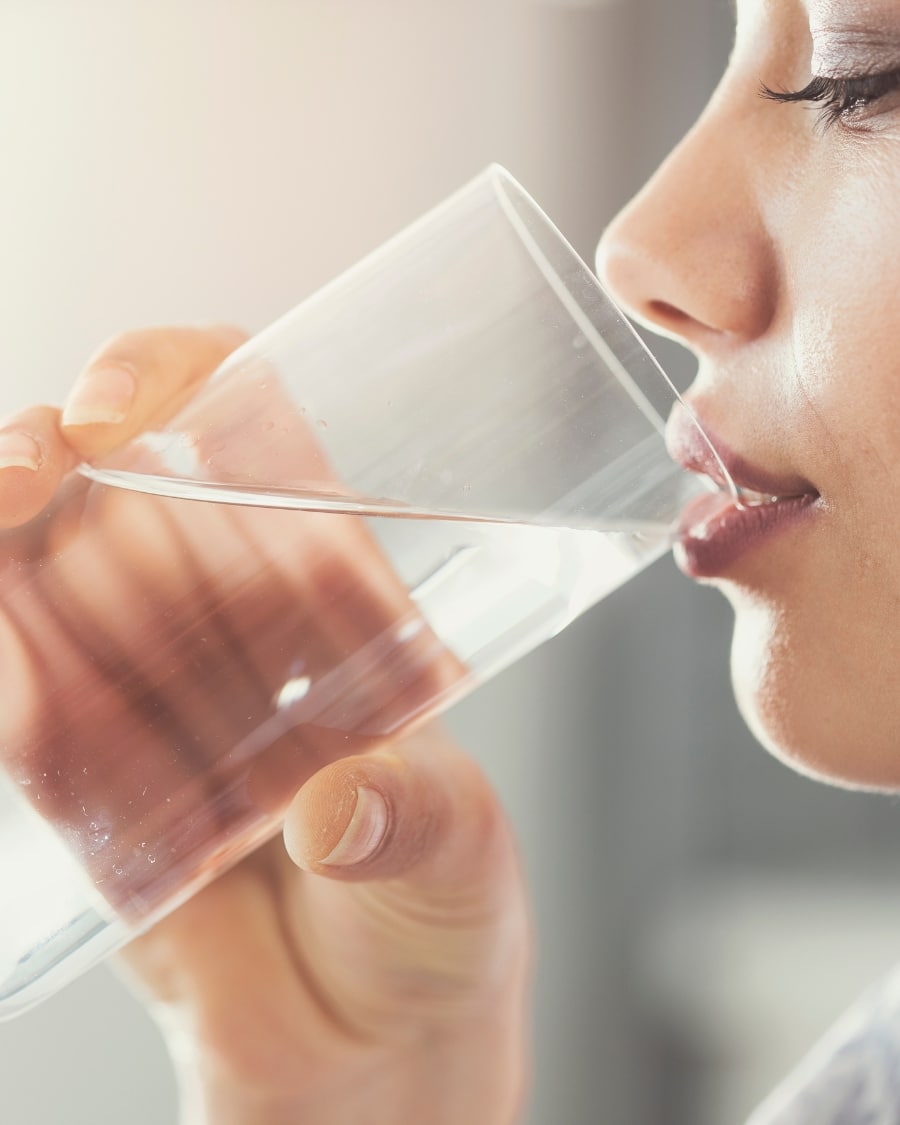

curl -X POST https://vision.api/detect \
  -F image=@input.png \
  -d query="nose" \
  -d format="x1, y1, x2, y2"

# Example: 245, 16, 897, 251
595, 107, 778, 349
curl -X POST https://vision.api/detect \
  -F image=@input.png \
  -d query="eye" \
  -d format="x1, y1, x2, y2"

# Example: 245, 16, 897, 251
760, 68, 900, 131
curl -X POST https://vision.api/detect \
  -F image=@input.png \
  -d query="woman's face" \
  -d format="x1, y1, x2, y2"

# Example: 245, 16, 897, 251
598, 0, 900, 789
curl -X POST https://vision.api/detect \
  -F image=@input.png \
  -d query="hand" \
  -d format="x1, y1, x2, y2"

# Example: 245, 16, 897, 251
0, 327, 531, 1124
1, 326, 465, 908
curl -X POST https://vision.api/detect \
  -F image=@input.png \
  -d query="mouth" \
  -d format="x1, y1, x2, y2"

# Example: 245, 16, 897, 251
667, 405, 820, 579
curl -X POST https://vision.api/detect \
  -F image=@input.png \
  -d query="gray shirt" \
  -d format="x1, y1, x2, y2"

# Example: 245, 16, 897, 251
749, 970, 900, 1123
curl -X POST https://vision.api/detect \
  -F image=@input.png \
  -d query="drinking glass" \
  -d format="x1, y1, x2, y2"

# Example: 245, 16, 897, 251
0, 165, 722, 1018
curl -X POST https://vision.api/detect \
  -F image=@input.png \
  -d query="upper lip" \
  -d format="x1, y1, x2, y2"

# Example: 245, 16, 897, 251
666, 403, 819, 501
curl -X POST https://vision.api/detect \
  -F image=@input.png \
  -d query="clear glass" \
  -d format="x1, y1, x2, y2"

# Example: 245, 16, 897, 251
0, 166, 725, 1018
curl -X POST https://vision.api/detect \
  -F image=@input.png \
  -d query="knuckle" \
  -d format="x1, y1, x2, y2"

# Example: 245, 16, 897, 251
86, 329, 154, 375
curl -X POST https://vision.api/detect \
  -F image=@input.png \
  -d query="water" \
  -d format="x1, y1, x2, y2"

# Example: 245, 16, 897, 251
0, 472, 669, 1017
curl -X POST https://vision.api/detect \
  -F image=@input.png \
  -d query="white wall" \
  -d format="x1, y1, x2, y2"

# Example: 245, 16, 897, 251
0, 0, 537, 415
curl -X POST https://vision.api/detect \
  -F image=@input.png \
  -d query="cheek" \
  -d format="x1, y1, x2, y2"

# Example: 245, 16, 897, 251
746, 156, 900, 789
788, 152, 900, 474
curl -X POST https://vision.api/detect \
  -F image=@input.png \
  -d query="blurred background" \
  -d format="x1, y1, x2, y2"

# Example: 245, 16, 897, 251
2, 1, 900, 1122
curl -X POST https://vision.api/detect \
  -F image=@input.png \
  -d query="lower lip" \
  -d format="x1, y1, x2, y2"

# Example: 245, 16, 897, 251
674, 490, 818, 578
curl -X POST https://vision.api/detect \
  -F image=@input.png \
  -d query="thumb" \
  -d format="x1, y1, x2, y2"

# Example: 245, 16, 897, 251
284, 724, 503, 884
281, 723, 530, 1039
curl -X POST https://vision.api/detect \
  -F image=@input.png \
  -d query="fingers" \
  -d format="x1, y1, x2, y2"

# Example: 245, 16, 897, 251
0, 324, 248, 528
281, 724, 529, 1038
60, 323, 249, 461
0, 406, 77, 528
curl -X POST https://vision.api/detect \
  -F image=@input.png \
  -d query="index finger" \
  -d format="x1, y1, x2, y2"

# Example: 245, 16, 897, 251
60, 323, 249, 462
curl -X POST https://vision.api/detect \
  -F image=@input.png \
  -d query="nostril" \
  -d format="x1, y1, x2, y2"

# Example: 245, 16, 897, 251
646, 299, 695, 331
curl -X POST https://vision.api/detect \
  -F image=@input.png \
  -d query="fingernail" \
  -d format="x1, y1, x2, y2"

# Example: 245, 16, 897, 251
62, 365, 137, 427
0, 431, 42, 472
321, 787, 388, 867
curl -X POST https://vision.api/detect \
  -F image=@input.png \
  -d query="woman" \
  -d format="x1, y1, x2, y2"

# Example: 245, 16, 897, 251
1, 0, 896, 1119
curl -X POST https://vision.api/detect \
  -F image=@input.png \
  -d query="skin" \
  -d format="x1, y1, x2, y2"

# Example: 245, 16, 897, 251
0, 328, 529, 1124
598, 0, 900, 790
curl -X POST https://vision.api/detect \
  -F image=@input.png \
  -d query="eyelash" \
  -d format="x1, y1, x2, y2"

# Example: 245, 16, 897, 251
760, 68, 900, 129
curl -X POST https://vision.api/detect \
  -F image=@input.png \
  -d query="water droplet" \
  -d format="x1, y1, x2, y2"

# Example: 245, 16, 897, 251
113, 866, 124, 876
147, 854, 156, 864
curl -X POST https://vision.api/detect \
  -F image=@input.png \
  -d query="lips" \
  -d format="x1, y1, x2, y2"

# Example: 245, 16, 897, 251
667, 404, 820, 578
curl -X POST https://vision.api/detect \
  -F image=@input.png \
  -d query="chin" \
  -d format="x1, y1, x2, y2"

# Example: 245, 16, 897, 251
727, 592, 900, 794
